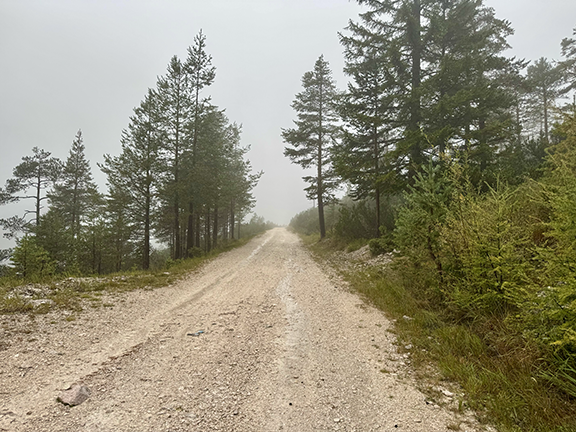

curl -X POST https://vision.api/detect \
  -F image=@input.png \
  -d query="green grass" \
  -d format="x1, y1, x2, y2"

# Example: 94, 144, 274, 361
345, 238, 368, 252
0, 237, 252, 317
306, 237, 576, 432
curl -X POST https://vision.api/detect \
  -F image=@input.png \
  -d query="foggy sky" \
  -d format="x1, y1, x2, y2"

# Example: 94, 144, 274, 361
1, 0, 575, 249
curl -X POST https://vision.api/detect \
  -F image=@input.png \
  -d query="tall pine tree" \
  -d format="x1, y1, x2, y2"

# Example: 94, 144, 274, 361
282, 56, 340, 239
100, 89, 161, 270
184, 30, 216, 254
156, 56, 191, 259
337, 14, 400, 237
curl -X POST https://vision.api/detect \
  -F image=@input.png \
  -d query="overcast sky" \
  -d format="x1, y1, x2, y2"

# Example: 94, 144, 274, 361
1, 0, 575, 248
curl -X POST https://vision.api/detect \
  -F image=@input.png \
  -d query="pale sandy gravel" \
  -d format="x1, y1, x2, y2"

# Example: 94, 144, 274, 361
0, 228, 492, 432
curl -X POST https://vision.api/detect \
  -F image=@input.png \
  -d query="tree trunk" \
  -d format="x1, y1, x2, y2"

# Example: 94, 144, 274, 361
143, 191, 151, 270
92, 233, 96, 274
543, 88, 549, 143
213, 205, 218, 248
373, 119, 381, 238
318, 194, 326, 239
375, 186, 381, 238
186, 202, 194, 257
318, 139, 326, 239
174, 204, 180, 259
195, 213, 201, 248
318, 75, 326, 239
408, 0, 422, 178
35, 174, 41, 227
230, 200, 236, 240
205, 209, 211, 252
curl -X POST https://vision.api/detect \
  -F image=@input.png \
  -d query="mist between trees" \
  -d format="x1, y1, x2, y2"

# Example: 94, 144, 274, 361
283, 1, 576, 429
0, 30, 266, 277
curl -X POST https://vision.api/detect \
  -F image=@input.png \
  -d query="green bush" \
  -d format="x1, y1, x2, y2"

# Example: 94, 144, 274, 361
368, 235, 394, 256
290, 205, 339, 236
334, 197, 386, 241
11, 235, 55, 280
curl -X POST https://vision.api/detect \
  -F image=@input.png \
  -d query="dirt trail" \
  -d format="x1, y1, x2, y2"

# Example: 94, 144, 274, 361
0, 228, 487, 431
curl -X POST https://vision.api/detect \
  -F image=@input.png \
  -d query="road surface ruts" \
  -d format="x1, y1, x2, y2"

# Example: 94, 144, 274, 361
0, 228, 486, 431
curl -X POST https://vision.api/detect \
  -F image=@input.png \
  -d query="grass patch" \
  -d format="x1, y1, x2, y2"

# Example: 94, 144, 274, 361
306, 237, 576, 432
0, 294, 34, 314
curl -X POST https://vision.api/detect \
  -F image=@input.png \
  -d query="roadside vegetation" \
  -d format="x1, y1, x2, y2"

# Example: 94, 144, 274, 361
283, 3, 576, 431
0, 233, 267, 317
292, 118, 576, 431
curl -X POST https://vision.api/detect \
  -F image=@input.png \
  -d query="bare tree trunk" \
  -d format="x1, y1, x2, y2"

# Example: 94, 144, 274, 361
205, 209, 211, 252
212, 205, 218, 248
544, 89, 549, 143
143, 190, 151, 270
408, 0, 422, 178
35, 174, 41, 227
318, 78, 326, 239
230, 200, 235, 240
195, 213, 201, 248
186, 202, 194, 257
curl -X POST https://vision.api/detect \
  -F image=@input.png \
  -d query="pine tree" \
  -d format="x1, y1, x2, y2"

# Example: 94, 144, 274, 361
282, 56, 340, 239
35, 209, 75, 273
424, 0, 517, 185
184, 30, 216, 253
346, 0, 517, 188
50, 130, 99, 238
185, 105, 226, 252
336, 15, 399, 237
561, 26, 576, 93
156, 56, 191, 259
101, 89, 161, 270
1, 147, 61, 229
353, 0, 427, 178
11, 235, 54, 279
105, 185, 135, 272
79, 194, 107, 275
525, 58, 564, 143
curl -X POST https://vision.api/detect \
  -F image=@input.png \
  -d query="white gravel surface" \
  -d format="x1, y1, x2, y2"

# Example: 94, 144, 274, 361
0, 228, 490, 431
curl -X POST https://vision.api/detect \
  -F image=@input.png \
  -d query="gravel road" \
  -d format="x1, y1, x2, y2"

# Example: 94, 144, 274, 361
0, 228, 488, 431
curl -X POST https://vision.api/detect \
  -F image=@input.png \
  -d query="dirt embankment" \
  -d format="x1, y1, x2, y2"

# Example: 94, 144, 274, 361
0, 228, 489, 431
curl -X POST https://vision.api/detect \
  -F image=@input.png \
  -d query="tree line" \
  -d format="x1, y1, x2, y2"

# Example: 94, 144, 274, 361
284, 0, 576, 239
0, 31, 260, 278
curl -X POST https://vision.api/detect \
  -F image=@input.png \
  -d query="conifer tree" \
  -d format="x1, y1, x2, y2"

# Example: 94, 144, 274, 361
561, 26, 576, 93
101, 89, 161, 270
156, 56, 191, 259
424, 0, 517, 185
282, 55, 340, 239
1, 147, 61, 229
525, 58, 564, 143
184, 30, 216, 253
346, 0, 516, 188
105, 185, 135, 272
353, 0, 428, 179
50, 130, 99, 238
336, 16, 399, 237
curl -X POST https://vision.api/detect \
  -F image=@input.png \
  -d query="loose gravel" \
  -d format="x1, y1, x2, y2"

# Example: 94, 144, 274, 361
0, 228, 491, 431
